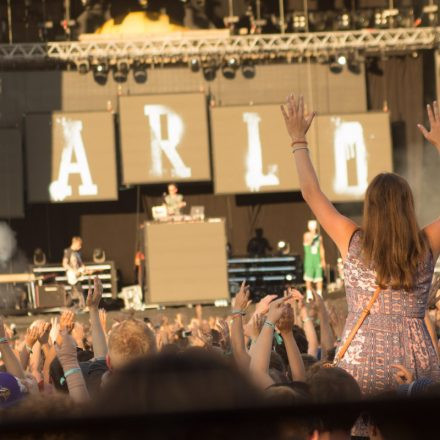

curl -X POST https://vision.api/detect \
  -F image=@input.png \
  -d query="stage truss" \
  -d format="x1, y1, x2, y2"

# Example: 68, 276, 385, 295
0, 27, 438, 65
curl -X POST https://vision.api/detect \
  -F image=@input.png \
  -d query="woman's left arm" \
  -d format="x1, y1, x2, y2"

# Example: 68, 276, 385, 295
281, 95, 357, 259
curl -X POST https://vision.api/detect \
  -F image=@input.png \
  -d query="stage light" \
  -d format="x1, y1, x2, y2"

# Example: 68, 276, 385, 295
367, 58, 384, 76
189, 57, 200, 73
222, 57, 239, 79
33, 248, 46, 266
329, 56, 343, 74
277, 240, 290, 255
132, 60, 147, 84
285, 274, 293, 281
76, 59, 90, 75
202, 59, 217, 81
336, 12, 350, 30
292, 13, 306, 32
347, 54, 362, 75
92, 61, 109, 85
93, 248, 106, 264
337, 55, 347, 66
113, 60, 129, 83
241, 59, 256, 79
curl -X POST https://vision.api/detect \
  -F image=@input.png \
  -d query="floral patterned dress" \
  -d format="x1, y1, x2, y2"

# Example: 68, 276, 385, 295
336, 230, 440, 395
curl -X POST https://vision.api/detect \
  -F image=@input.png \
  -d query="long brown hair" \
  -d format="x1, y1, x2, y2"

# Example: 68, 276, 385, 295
362, 173, 428, 291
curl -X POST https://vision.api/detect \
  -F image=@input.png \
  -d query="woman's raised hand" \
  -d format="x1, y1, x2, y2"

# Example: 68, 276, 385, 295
280, 94, 315, 142
418, 101, 440, 153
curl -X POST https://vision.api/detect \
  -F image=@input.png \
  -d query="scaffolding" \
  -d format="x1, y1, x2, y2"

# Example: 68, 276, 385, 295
0, 27, 438, 64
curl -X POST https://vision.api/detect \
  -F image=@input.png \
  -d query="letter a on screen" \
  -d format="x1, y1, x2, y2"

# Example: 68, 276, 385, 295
144, 105, 191, 179
49, 117, 98, 201
243, 112, 279, 192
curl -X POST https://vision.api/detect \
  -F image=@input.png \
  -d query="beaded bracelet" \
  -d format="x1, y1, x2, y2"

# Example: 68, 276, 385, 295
60, 367, 82, 386
0, 337, 8, 344
264, 320, 276, 330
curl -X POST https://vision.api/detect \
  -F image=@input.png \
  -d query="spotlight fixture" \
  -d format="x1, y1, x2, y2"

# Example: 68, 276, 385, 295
347, 54, 362, 75
202, 58, 218, 81
76, 59, 90, 75
189, 57, 200, 73
222, 57, 239, 79
329, 56, 344, 74
113, 60, 129, 83
92, 248, 106, 264
132, 60, 147, 84
337, 55, 347, 66
33, 248, 46, 266
336, 12, 351, 30
292, 13, 306, 32
241, 59, 256, 79
277, 241, 290, 255
92, 61, 109, 85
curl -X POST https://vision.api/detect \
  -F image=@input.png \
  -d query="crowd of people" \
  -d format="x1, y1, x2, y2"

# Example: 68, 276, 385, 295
0, 97, 439, 440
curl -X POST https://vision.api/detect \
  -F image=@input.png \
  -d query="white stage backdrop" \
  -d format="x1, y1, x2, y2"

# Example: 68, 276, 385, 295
119, 93, 211, 184
25, 111, 117, 203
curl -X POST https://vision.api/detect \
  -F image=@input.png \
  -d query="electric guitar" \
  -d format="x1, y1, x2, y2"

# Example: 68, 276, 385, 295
66, 267, 103, 285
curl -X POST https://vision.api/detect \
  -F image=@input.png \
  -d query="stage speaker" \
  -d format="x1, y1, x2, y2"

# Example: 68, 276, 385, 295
35, 284, 67, 308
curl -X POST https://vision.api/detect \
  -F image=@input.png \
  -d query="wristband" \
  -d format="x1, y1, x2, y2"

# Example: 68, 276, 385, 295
264, 320, 276, 330
291, 139, 307, 147
292, 146, 309, 154
0, 337, 8, 344
231, 310, 246, 316
302, 317, 313, 323
60, 367, 82, 386
25, 345, 33, 354
274, 332, 283, 346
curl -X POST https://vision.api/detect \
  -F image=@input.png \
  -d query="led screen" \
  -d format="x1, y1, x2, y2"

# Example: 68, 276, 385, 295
315, 112, 392, 202
26, 112, 117, 203
211, 104, 318, 194
119, 93, 211, 184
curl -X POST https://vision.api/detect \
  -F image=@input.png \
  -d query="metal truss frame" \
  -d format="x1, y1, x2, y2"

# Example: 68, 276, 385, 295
0, 27, 438, 64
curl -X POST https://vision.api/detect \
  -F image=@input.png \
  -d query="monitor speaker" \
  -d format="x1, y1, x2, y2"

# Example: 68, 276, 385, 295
35, 284, 67, 308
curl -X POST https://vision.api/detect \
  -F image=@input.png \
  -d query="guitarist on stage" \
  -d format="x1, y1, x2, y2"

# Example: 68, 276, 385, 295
62, 236, 86, 309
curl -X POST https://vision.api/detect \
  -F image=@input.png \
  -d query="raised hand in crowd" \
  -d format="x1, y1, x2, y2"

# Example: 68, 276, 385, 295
254, 294, 277, 316
277, 303, 306, 382
87, 276, 108, 358
0, 316, 25, 379
280, 94, 315, 143
230, 281, 251, 369
55, 329, 89, 403
418, 101, 440, 153
250, 295, 292, 389
37, 321, 52, 346
244, 313, 264, 343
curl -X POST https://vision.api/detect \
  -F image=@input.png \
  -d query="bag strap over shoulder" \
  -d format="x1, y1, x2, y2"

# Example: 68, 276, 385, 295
333, 286, 382, 365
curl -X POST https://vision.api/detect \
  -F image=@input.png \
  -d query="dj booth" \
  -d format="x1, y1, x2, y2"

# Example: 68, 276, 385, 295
143, 218, 229, 305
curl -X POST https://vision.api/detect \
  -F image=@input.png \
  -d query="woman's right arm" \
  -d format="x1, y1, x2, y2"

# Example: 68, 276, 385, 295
418, 101, 440, 261
281, 95, 357, 259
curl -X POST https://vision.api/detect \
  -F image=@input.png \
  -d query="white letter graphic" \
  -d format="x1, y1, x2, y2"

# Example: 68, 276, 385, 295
144, 105, 191, 178
332, 118, 368, 197
49, 117, 97, 201
243, 112, 279, 192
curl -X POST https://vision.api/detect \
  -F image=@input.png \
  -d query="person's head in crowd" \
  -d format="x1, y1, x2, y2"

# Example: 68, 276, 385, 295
167, 183, 178, 195
107, 318, 157, 370
362, 172, 428, 291
307, 220, 318, 233
70, 236, 82, 251
301, 354, 318, 372
269, 351, 289, 384
0, 373, 24, 408
94, 348, 262, 415
307, 365, 362, 440
293, 325, 309, 353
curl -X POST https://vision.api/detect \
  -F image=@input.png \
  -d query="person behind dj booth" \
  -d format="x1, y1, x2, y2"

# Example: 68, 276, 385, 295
164, 183, 187, 216
247, 228, 272, 257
